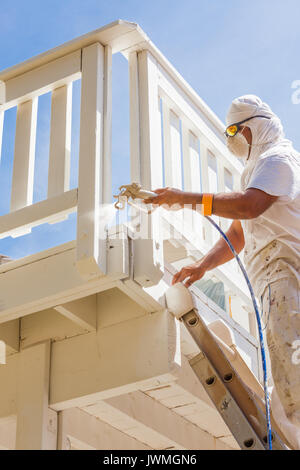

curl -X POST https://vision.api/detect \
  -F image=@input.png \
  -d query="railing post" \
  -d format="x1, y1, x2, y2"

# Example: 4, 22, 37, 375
15, 341, 54, 449
129, 50, 164, 286
102, 45, 112, 204
76, 42, 106, 279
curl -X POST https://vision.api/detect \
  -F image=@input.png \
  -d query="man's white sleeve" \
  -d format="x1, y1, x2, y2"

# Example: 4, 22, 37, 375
246, 155, 298, 201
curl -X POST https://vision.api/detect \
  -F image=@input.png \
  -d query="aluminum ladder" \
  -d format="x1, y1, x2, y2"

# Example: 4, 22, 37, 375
181, 307, 289, 450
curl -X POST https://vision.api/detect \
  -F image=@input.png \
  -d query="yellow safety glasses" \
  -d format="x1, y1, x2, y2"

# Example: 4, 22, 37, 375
224, 115, 271, 138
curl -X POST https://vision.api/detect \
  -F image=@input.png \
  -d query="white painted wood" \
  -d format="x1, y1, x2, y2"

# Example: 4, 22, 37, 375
0, 340, 5, 364
0, 230, 161, 324
54, 296, 97, 332
0, 22, 139, 82
0, 354, 18, 418
233, 171, 241, 192
224, 167, 234, 192
3, 51, 81, 110
162, 101, 184, 190
0, 81, 5, 104
103, 46, 112, 203
0, 244, 121, 324
0, 319, 19, 353
66, 435, 97, 450
181, 126, 203, 237
162, 100, 171, 186
49, 310, 179, 410
130, 50, 164, 286
11, 98, 38, 212
0, 21, 229, 146
217, 159, 225, 193
116, 278, 165, 314
157, 69, 242, 176
58, 407, 151, 450
16, 341, 52, 449
129, 51, 141, 183
137, 50, 163, 189
170, 110, 182, 189
0, 188, 77, 239
97, 285, 147, 330
0, 416, 16, 450
182, 126, 201, 192
20, 308, 90, 349
83, 400, 184, 450
47, 408, 58, 450
76, 42, 105, 278
132, 228, 164, 288
48, 84, 72, 198
0, 109, 4, 163
106, 229, 129, 279
106, 391, 235, 449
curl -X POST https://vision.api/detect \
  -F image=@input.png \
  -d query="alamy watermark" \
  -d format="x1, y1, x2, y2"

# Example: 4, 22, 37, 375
291, 80, 300, 104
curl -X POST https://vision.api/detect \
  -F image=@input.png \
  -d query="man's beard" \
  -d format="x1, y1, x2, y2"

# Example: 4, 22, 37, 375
227, 133, 249, 159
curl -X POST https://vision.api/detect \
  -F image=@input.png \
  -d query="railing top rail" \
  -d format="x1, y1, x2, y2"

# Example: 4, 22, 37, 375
0, 20, 136, 82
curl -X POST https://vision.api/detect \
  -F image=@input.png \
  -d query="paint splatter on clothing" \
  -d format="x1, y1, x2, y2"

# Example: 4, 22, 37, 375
260, 276, 300, 421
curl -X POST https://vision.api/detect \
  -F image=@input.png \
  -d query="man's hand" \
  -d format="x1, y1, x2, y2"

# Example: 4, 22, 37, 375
143, 187, 186, 209
172, 259, 208, 288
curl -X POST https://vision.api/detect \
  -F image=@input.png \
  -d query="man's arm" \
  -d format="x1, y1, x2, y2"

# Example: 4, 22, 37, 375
172, 219, 245, 286
145, 187, 278, 220
202, 219, 245, 268
211, 188, 278, 219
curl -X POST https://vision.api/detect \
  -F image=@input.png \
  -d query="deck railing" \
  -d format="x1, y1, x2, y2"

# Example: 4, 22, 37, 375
0, 21, 257, 357
127, 46, 254, 337
0, 39, 113, 278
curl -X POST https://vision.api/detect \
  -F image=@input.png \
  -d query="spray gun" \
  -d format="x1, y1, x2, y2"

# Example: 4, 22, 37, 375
113, 182, 157, 211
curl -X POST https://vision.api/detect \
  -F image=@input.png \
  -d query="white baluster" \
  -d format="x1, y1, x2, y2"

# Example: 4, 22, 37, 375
182, 124, 203, 240
48, 84, 72, 199
162, 102, 182, 190
11, 98, 38, 214
182, 126, 200, 192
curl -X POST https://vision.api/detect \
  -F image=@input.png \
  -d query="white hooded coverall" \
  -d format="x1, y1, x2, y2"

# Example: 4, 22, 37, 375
226, 95, 300, 432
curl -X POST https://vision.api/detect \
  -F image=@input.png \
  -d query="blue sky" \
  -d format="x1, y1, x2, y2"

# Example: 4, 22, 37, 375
1, 0, 300, 259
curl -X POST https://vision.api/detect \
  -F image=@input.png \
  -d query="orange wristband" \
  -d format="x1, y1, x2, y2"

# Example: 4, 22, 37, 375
201, 193, 214, 216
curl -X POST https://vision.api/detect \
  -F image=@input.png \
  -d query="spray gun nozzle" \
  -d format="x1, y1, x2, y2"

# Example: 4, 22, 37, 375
113, 183, 157, 210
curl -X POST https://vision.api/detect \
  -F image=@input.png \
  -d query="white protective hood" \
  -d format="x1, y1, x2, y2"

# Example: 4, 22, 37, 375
226, 95, 291, 190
